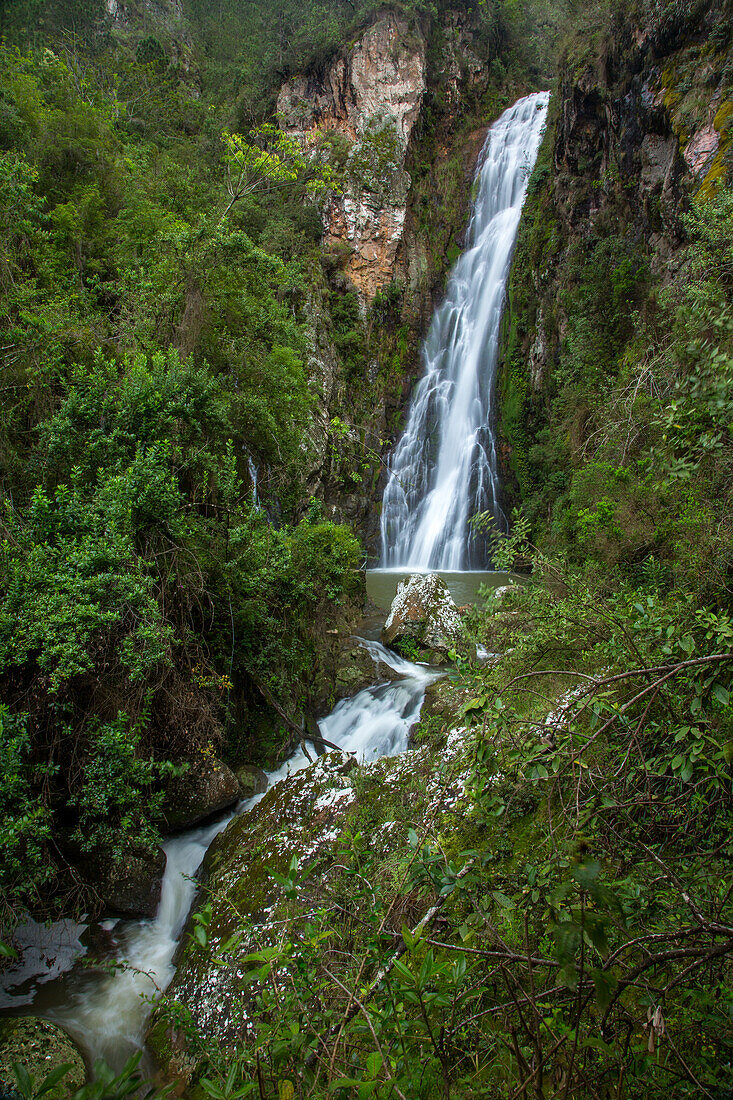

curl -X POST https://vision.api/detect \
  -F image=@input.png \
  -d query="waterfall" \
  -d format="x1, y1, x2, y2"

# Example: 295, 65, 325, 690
380, 91, 549, 571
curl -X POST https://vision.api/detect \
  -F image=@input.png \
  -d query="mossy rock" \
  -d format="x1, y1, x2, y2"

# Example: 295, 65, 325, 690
80, 841, 166, 919
146, 729, 478, 1080
161, 756, 240, 833
234, 764, 268, 798
0, 1018, 85, 1096
382, 574, 477, 662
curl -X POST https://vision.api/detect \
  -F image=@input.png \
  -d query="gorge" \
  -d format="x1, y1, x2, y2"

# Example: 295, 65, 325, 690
0, 0, 731, 1096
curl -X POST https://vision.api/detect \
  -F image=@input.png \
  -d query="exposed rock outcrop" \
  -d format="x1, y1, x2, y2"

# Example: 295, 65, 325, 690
382, 573, 476, 662
162, 757, 240, 833
278, 14, 426, 302
498, 0, 731, 502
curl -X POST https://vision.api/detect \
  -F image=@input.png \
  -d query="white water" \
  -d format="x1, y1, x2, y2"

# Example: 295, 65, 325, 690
33, 642, 438, 1070
380, 91, 549, 571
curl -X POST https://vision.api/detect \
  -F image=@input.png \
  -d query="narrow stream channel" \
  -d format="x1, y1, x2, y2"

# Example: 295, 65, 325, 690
1, 638, 440, 1071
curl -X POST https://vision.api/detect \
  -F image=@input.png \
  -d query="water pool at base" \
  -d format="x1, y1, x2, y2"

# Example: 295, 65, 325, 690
365, 568, 517, 613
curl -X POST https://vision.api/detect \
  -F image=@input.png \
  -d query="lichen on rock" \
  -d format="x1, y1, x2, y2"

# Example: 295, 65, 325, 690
0, 1018, 85, 1095
381, 573, 476, 662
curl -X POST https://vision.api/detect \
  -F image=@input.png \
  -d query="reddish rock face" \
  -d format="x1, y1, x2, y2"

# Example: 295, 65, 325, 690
683, 122, 720, 175
277, 14, 427, 303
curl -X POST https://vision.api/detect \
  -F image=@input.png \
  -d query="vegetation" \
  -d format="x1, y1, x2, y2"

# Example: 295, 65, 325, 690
0, 19, 362, 921
1, 0, 731, 1097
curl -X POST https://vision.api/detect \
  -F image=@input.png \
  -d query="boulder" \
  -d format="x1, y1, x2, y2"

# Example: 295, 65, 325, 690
82, 842, 166, 919
381, 574, 476, 662
332, 639, 408, 700
147, 733, 477, 1081
162, 756, 240, 833
234, 764, 269, 799
0, 1017, 85, 1095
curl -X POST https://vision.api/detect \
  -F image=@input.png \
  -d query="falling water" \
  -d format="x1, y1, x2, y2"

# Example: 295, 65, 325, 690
380, 91, 549, 571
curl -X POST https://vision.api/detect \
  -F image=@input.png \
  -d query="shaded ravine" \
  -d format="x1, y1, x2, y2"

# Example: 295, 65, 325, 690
17, 641, 440, 1070
380, 91, 549, 571
2, 89, 546, 1076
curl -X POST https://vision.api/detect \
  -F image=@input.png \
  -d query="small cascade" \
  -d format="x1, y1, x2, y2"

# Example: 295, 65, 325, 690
247, 455, 259, 504
380, 91, 549, 571
28, 643, 438, 1070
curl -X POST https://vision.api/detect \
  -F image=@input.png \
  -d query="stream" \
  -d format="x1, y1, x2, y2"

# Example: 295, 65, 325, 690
1, 638, 440, 1072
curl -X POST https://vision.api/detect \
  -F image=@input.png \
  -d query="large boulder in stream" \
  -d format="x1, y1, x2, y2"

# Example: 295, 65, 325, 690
382, 573, 476, 663
146, 722, 477, 1082
161, 755, 240, 833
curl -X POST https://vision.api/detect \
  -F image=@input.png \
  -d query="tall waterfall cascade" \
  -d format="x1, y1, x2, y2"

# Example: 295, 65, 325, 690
380, 91, 550, 571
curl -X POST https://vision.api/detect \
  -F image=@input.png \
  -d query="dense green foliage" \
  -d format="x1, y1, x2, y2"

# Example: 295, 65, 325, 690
0, 24, 362, 921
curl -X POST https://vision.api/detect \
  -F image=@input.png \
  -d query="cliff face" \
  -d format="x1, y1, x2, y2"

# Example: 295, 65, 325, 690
278, 14, 426, 303
280, 11, 522, 543
498, 0, 732, 523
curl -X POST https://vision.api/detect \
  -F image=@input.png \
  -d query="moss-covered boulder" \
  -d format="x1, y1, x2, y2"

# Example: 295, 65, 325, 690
331, 638, 409, 701
147, 732, 476, 1082
382, 573, 476, 662
234, 764, 269, 798
161, 756, 240, 833
0, 1017, 85, 1096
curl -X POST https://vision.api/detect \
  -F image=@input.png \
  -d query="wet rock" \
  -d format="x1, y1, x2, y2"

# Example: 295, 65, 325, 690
83, 842, 167, 919
235, 764, 269, 799
381, 574, 476, 662
332, 640, 407, 700
0, 1017, 85, 1095
162, 756, 240, 833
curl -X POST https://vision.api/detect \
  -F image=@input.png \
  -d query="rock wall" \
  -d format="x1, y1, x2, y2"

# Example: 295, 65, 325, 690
281, 11, 523, 542
497, 0, 732, 508
278, 14, 427, 303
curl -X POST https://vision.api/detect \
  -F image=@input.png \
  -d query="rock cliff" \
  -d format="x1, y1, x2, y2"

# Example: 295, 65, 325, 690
498, 0, 732, 512
278, 13, 426, 304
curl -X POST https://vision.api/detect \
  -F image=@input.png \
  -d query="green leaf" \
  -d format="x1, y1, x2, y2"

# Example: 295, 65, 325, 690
460, 696, 488, 716
365, 1052, 382, 1079
491, 890, 516, 909
712, 683, 730, 706
35, 1065, 74, 1097
11, 1064, 34, 1100
392, 958, 415, 985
